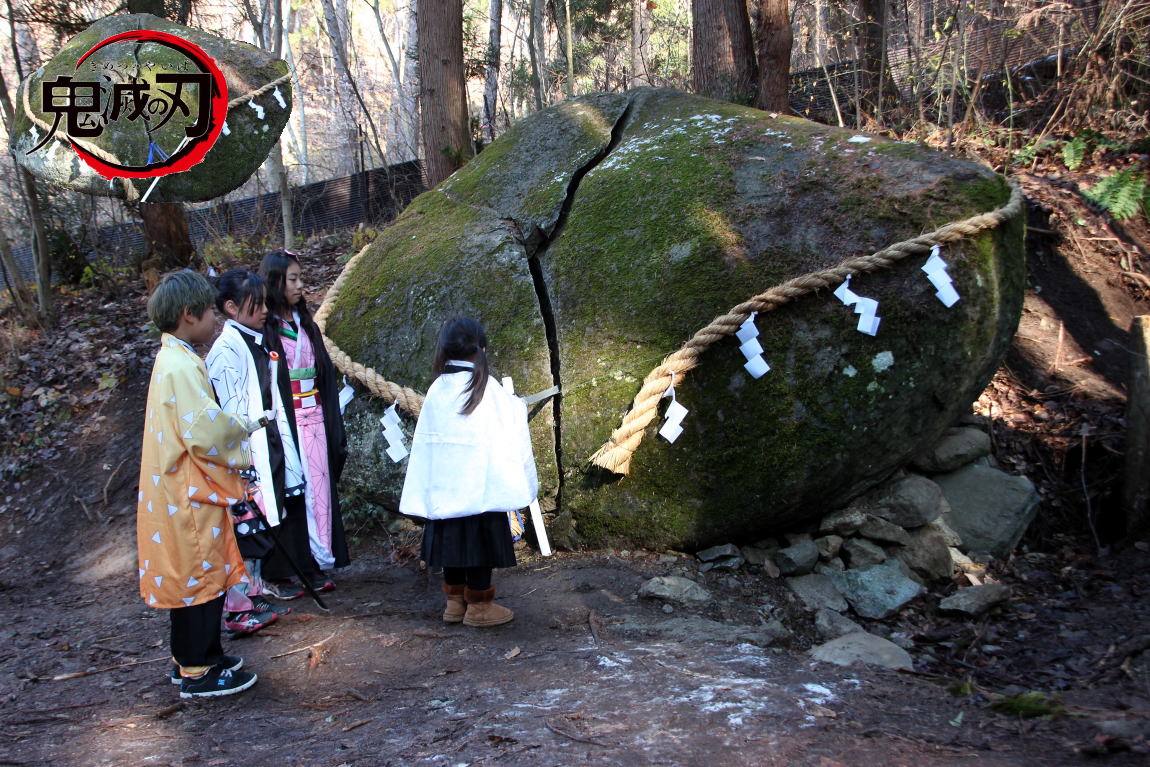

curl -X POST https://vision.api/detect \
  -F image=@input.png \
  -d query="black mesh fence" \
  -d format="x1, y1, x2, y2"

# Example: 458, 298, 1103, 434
3, 160, 424, 285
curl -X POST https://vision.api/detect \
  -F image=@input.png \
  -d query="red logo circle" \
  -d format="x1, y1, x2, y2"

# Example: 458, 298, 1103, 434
67, 30, 228, 179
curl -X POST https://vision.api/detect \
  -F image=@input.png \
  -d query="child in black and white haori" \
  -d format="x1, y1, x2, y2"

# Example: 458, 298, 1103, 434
205, 270, 296, 637
400, 317, 539, 627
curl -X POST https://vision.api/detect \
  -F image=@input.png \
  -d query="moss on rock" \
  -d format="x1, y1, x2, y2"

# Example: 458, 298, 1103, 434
326, 88, 1025, 550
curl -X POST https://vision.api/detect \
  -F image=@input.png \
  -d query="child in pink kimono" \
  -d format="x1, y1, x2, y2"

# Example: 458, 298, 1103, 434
258, 251, 350, 595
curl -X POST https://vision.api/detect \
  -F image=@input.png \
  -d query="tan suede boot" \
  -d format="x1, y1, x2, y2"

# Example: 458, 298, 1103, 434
442, 583, 466, 623
462, 587, 514, 627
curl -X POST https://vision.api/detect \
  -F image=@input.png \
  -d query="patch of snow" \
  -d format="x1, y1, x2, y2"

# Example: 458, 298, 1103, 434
802, 682, 836, 703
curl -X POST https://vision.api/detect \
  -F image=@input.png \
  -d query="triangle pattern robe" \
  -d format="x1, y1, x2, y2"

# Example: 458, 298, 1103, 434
136, 334, 252, 609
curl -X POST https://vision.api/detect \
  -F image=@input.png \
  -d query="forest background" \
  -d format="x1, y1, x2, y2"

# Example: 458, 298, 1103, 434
0, 0, 1145, 332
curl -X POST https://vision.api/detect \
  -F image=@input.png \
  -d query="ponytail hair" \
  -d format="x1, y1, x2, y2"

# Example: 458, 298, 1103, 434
214, 269, 266, 317
432, 317, 490, 415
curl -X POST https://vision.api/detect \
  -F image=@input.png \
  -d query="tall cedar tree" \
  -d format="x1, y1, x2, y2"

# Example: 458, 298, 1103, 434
857, 0, 898, 121
417, 0, 471, 186
754, 0, 792, 112
690, 0, 757, 105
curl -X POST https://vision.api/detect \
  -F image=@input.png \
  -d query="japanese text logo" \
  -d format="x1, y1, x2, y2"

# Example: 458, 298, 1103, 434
28, 29, 227, 179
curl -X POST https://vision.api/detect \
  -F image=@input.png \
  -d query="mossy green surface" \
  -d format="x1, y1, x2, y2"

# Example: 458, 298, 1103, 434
10, 14, 290, 202
325, 88, 1025, 550
324, 189, 559, 492
441, 93, 629, 233
546, 90, 1023, 549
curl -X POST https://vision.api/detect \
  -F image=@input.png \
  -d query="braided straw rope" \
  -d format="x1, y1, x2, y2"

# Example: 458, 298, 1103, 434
20, 69, 293, 201
588, 179, 1025, 475
314, 241, 426, 419
226, 72, 291, 110
313, 180, 1022, 468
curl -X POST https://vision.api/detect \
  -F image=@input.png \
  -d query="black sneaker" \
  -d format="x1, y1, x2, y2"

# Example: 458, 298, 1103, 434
179, 667, 258, 699
264, 580, 306, 601
169, 654, 243, 685
251, 595, 292, 617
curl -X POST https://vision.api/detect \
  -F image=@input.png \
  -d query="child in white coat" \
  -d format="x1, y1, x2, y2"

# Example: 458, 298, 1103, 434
205, 270, 297, 636
399, 317, 538, 627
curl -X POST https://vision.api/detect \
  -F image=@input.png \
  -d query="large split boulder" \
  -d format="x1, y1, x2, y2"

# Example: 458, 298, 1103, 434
9, 13, 290, 202
326, 88, 1025, 550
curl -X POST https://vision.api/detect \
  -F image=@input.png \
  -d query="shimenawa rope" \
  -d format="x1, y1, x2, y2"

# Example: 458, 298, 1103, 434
589, 180, 1024, 474
315, 180, 1024, 473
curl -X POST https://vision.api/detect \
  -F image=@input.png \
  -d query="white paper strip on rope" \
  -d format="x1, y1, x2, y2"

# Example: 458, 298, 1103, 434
273, 86, 286, 109
248, 100, 265, 120
922, 244, 961, 307
834, 275, 882, 336
221, 121, 230, 136
659, 373, 688, 443
735, 311, 772, 378
380, 403, 408, 462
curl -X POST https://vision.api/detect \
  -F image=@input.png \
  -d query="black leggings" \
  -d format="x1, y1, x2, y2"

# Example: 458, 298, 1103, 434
443, 567, 492, 590
170, 595, 225, 668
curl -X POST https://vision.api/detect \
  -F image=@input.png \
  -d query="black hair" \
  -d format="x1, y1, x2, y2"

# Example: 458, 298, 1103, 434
214, 269, 266, 317
258, 250, 335, 383
258, 250, 302, 320
432, 317, 490, 416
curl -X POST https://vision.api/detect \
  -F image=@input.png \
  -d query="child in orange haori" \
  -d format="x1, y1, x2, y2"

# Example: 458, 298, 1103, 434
135, 270, 258, 699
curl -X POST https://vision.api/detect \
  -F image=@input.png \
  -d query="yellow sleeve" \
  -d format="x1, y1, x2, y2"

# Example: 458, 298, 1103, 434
157, 354, 252, 504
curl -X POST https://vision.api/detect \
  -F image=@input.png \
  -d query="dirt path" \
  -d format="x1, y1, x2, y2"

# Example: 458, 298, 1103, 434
3, 182, 1149, 765
2, 496, 1148, 767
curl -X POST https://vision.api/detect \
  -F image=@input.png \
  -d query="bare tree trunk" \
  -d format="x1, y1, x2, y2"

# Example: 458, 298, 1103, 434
139, 203, 196, 271
319, 0, 364, 175
563, 0, 574, 97
403, 0, 422, 161
753, 0, 793, 112
271, 2, 294, 250
3, 4, 51, 325
690, 0, 757, 104
630, 0, 650, 87
244, 0, 296, 250
283, 10, 309, 184
856, 0, 898, 122
0, 226, 40, 328
483, 0, 503, 140
370, 0, 420, 161
417, 0, 471, 186
527, 0, 545, 110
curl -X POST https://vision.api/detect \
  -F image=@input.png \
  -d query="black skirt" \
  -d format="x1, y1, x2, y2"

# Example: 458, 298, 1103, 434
263, 496, 320, 580
421, 511, 517, 569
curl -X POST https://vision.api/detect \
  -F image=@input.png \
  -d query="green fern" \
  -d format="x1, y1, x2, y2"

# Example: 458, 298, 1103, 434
1062, 135, 1087, 170
1083, 169, 1148, 220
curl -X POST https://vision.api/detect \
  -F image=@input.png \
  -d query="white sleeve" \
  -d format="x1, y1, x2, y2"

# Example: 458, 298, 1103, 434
206, 345, 247, 419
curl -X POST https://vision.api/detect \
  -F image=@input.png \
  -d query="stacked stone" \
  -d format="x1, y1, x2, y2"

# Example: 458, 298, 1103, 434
665, 418, 1040, 669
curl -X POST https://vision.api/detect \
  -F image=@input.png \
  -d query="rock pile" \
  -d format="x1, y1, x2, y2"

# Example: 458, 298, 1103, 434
639, 418, 1039, 670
